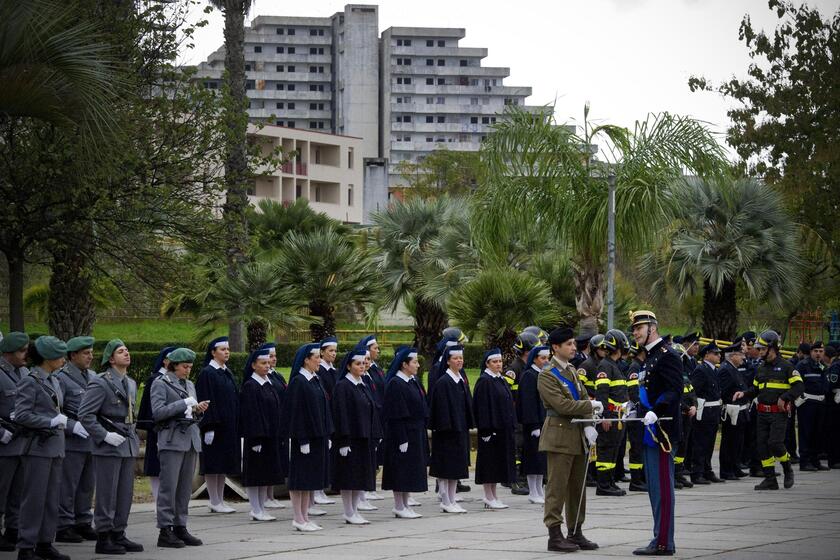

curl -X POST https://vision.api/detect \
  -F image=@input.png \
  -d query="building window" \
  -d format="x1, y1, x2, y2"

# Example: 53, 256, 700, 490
246, 80, 255, 90
482, 116, 490, 124
309, 84, 323, 91
437, 59, 445, 66
348, 149, 354, 169
288, 121, 295, 128
276, 65, 284, 72
470, 97, 479, 105
470, 116, 478, 124
276, 46, 284, 53
405, 39, 412, 46
491, 117, 497, 123
426, 97, 434, 104
438, 78, 445, 85
276, 120, 284, 126
460, 59, 467, 67
276, 28, 284, 35
310, 122, 318, 129
348, 185, 353, 206
426, 77, 433, 85
504, 98, 512, 105
276, 83, 284, 90
425, 115, 433, 123
437, 40, 445, 47
426, 136, 433, 142
288, 84, 295, 91
288, 28, 295, 36
310, 29, 318, 36
437, 116, 445, 123
426, 58, 433, 66
426, 40, 434, 47
288, 102, 295, 109
254, 46, 262, 53
288, 47, 295, 54
276, 102, 284, 109
310, 47, 317, 54
310, 66, 317, 73
287, 65, 295, 72
203, 81, 218, 89
245, 64, 251, 71
436, 96, 444, 104
295, 184, 301, 198
309, 102, 324, 110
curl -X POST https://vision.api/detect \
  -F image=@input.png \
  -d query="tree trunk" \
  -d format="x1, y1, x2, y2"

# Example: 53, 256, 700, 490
413, 296, 449, 380
221, 1, 251, 352
48, 244, 95, 339
701, 279, 737, 341
309, 301, 336, 341
571, 258, 604, 336
5, 251, 25, 331
246, 319, 267, 351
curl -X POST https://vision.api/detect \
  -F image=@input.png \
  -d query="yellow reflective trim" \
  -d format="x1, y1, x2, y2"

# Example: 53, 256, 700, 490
674, 456, 685, 464
753, 378, 760, 386
788, 376, 802, 384
760, 382, 790, 390
595, 462, 615, 470
761, 457, 776, 467
627, 380, 639, 387
584, 380, 595, 388
776, 453, 790, 463
629, 463, 643, 470
683, 386, 692, 393
609, 379, 627, 386
594, 379, 611, 386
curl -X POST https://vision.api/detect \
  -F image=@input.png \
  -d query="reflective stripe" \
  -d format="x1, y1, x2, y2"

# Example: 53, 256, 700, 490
609, 379, 627, 386
608, 398, 625, 407
595, 462, 615, 471
788, 375, 802, 384
776, 453, 790, 463
674, 456, 685, 464
803, 374, 823, 378
683, 386, 692, 393
629, 463, 643, 470
627, 380, 639, 387
759, 382, 791, 390
761, 457, 776, 467
594, 379, 611, 386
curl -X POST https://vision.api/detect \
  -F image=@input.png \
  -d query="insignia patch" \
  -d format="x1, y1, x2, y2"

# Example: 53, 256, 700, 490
629, 373, 639, 379
830, 374, 838, 383
577, 368, 586, 376
596, 372, 608, 379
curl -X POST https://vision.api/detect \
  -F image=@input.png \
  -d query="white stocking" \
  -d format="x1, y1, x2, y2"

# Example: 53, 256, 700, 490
246, 487, 262, 514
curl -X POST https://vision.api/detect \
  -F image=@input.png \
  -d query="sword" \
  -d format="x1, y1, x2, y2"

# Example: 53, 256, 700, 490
571, 417, 673, 423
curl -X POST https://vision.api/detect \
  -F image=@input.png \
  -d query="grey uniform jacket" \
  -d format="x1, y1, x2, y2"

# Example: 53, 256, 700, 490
78, 368, 140, 457
150, 372, 202, 453
0, 357, 29, 456
56, 363, 96, 453
14, 366, 65, 458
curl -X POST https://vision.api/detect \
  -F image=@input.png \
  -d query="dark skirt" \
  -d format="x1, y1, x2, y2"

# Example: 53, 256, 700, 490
382, 428, 429, 492
521, 429, 547, 475
288, 437, 329, 491
475, 428, 516, 484
199, 424, 242, 476
143, 429, 160, 477
331, 438, 376, 491
242, 437, 285, 487
429, 430, 470, 480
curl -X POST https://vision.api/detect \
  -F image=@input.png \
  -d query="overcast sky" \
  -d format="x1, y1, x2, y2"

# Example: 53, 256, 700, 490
181, 0, 838, 156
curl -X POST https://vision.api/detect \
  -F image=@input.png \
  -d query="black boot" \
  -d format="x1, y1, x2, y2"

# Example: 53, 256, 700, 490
17, 549, 35, 560
754, 467, 779, 491
568, 525, 599, 550
111, 531, 143, 552
782, 461, 795, 489
585, 471, 597, 488
34, 543, 70, 560
5, 529, 19, 546
509, 481, 530, 496
456, 481, 471, 492
629, 470, 648, 492
157, 527, 185, 549
95, 532, 126, 555
675, 464, 692, 488
547, 525, 579, 553
55, 528, 83, 544
706, 471, 724, 483
596, 470, 624, 496
0, 532, 15, 552
173, 527, 202, 546
72, 524, 97, 542
608, 469, 627, 496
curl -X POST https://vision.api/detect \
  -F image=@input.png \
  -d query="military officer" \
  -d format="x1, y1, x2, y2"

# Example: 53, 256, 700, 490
718, 342, 749, 479
54, 336, 97, 543
78, 339, 143, 554
571, 335, 591, 368
151, 348, 207, 548
593, 329, 631, 496
15, 336, 69, 560
796, 341, 828, 471
538, 327, 601, 553
745, 330, 804, 490
625, 340, 647, 491
671, 341, 697, 490
689, 343, 724, 484
0, 332, 29, 552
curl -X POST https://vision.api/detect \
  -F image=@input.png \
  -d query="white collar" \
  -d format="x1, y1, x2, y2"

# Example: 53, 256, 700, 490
446, 368, 462, 383
645, 337, 663, 352
397, 371, 412, 382
298, 367, 315, 381
345, 373, 364, 385
704, 360, 717, 369
320, 359, 333, 370
530, 363, 542, 372
158, 367, 167, 374
251, 372, 271, 385
483, 368, 501, 378
209, 359, 225, 370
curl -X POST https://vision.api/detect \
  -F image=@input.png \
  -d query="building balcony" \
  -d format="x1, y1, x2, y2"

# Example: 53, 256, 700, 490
247, 89, 332, 101
389, 84, 532, 97
389, 102, 514, 114
390, 65, 510, 78
390, 122, 490, 133
388, 46, 488, 58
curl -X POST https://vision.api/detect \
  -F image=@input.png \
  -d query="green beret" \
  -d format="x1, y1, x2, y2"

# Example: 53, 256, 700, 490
35, 336, 68, 360
0, 332, 30, 353
101, 338, 126, 366
167, 347, 196, 364
66, 336, 95, 353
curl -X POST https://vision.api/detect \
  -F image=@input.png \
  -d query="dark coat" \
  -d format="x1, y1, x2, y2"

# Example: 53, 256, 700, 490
239, 376, 285, 487
472, 372, 516, 484
428, 371, 474, 480
516, 365, 547, 475
267, 370, 289, 475
195, 363, 241, 475
382, 375, 429, 492
330, 377, 380, 490
284, 373, 332, 490
640, 338, 685, 446
136, 370, 163, 476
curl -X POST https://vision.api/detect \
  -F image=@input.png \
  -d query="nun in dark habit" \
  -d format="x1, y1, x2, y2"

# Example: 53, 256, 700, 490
259, 342, 288, 510
313, 336, 339, 507
473, 348, 517, 509
428, 345, 474, 513
517, 345, 550, 504
331, 348, 382, 525
382, 347, 428, 519
358, 335, 386, 507
283, 343, 333, 532
136, 346, 175, 501
194, 336, 240, 514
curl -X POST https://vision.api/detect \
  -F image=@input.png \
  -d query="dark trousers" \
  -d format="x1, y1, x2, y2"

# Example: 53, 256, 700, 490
643, 446, 675, 551
616, 430, 627, 474
0, 456, 23, 531
719, 415, 745, 475
741, 407, 759, 468
825, 400, 840, 465
628, 422, 645, 474
784, 406, 797, 457
58, 451, 94, 530
757, 411, 790, 467
691, 406, 720, 477
18, 456, 62, 549
674, 413, 693, 471
595, 424, 623, 473
797, 400, 823, 467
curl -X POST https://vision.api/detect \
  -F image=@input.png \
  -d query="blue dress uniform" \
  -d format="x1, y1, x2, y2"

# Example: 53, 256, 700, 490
718, 354, 749, 478
331, 374, 380, 491
795, 350, 828, 471
267, 368, 290, 477
825, 356, 840, 467
473, 368, 517, 485
382, 361, 429, 493
195, 342, 241, 477
689, 347, 723, 483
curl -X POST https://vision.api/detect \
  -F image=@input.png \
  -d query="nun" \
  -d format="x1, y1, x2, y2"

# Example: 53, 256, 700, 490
428, 345, 474, 513
136, 346, 175, 502
282, 343, 333, 532
331, 348, 382, 524
194, 336, 240, 514
358, 336, 386, 506
150, 348, 207, 547
313, 337, 339, 507
260, 342, 288, 510
517, 345, 550, 504
239, 347, 285, 522
382, 347, 428, 519
473, 348, 517, 509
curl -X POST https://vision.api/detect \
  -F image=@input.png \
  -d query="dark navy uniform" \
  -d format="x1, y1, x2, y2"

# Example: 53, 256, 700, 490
718, 360, 749, 478
825, 361, 840, 467
381, 374, 429, 492
741, 356, 761, 473
625, 359, 646, 487
473, 371, 516, 484
284, 371, 333, 491
429, 370, 474, 480
795, 356, 827, 469
689, 361, 722, 481
673, 366, 697, 484
516, 365, 547, 476
594, 357, 628, 489
195, 361, 241, 476
576, 355, 599, 400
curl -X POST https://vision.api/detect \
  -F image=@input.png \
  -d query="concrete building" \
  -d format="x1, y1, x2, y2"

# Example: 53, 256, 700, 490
248, 124, 364, 224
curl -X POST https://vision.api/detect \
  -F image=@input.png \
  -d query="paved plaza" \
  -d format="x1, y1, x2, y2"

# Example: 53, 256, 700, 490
46, 462, 840, 560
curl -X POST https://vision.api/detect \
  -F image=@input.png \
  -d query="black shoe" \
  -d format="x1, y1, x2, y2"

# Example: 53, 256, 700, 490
830, 463, 840, 469
585, 473, 597, 488
720, 473, 738, 481
733, 469, 747, 478
782, 462, 795, 489
568, 527, 599, 550
706, 472, 725, 483
72, 525, 97, 542
691, 475, 710, 485
509, 481, 529, 496
55, 529, 83, 544
749, 468, 764, 478
17, 549, 36, 560
173, 527, 202, 547
754, 467, 779, 491
111, 531, 143, 552
95, 533, 126, 555
633, 545, 675, 555
34, 543, 70, 560
674, 478, 684, 490
157, 528, 185, 549
456, 481, 471, 492
800, 464, 817, 472
0, 534, 15, 552
629, 480, 648, 492
815, 463, 829, 471
547, 526, 579, 553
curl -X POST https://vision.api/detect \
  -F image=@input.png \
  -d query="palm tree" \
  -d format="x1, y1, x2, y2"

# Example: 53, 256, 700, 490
249, 199, 350, 256
640, 177, 804, 340
475, 105, 727, 334
276, 229, 381, 341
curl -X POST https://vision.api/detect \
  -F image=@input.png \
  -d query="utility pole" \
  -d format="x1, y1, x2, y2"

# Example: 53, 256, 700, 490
606, 173, 616, 330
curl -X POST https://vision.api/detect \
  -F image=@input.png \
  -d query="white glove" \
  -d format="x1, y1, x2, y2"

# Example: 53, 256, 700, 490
328, 439, 332, 450
583, 426, 598, 445
104, 432, 126, 447
591, 400, 604, 415
531, 428, 541, 437
481, 436, 490, 442
643, 411, 658, 426
399, 442, 408, 453
204, 431, 215, 445
834, 389, 840, 404
339, 446, 350, 457
0, 431, 12, 444
183, 397, 198, 408
72, 422, 89, 439
621, 401, 633, 413
50, 414, 68, 428
252, 445, 262, 453
184, 406, 193, 419
300, 443, 311, 455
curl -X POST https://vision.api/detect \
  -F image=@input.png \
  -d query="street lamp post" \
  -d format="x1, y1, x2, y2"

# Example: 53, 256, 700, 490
606, 173, 616, 330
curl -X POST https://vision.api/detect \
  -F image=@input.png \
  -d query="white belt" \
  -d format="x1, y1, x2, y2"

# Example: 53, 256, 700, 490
704, 400, 722, 407
803, 393, 825, 402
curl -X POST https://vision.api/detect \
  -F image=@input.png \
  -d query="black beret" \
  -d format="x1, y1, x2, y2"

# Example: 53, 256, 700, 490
811, 340, 823, 350
825, 345, 837, 358
549, 327, 574, 346
798, 342, 811, 353
740, 331, 757, 344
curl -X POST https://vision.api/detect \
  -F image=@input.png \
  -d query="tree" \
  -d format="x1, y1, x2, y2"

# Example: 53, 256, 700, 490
688, 0, 840, 262
475, 105, 726, 334
640, 177, 803, 340
395, 149, 486, 199
249, 199, 350, 257
275, 229, 381, 341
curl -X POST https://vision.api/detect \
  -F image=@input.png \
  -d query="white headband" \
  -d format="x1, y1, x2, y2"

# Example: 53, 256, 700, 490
407, 352, 418, 359
350, 353, 367, 362
449, 350, 464, 357
308, 348, 320, 356
366, 338, 377, 347
321, 342, 338, 348
486, 353, 502, 361
255, 351, 271, 360
213, 341, 229, 349
538, 349, 550, 357
445, 340, 459, 347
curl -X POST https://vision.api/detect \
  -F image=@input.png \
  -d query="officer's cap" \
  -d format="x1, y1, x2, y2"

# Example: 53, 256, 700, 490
683, 331, 702, 344
811, 340, 823, 350
699, 342, 720, 357
721, 342, 742, 354
629, 310, 657, 328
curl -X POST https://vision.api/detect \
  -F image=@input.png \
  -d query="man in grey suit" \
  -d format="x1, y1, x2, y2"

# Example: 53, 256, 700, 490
54, 337, 97, 543
0, 332, 30, 552
150, 348, 208, 548
78, 339, 143, 555
14, 336, 69, 560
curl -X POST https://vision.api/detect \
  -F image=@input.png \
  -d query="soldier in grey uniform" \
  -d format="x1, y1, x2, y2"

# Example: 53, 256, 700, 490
14, 336, 69, 560
0, 332, 30, 552
150, 348, 207, 548
78, 339, 143, 555
55, 337, 97, 543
